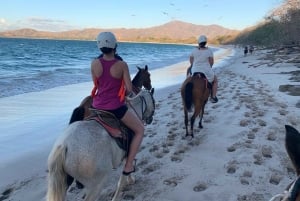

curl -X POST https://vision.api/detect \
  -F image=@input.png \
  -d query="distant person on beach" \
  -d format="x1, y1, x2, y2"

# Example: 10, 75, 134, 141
189, 35, 218, 103
249, 45, 254, 54
91, 31, 144, 175
244, 46, 248, 56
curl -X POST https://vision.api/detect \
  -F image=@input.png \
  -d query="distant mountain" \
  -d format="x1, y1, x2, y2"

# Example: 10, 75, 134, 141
0, 20, 240, 44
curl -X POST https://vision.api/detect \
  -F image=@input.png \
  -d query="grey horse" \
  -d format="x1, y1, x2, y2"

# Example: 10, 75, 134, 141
46, 89, 155, 201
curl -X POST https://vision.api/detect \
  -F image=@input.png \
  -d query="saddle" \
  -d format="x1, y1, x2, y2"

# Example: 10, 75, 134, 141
192, 72, 213, 89
86, 108, 134, 156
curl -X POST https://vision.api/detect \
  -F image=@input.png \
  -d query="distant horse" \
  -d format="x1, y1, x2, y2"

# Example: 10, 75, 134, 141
46, 89, 155, 201
269, 125, 300, 201
181, 73, 210, 138
69, 65, 152, 123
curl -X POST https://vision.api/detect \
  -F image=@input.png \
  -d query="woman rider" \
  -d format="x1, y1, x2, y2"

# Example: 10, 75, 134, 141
91, 31, 144, 175
189, 35, 218, 103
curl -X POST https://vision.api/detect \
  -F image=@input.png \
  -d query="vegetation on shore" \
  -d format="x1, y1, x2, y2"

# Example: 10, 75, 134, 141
229, 0, 300, 47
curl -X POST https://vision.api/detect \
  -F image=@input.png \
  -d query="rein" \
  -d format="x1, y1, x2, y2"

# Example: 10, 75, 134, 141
269, 176, 300, 201
127, 95, 146, 123
127, 90, 154, 125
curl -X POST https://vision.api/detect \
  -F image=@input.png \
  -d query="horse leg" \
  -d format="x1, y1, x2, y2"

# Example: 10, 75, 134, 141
112, 174, 135, 201
198, 106, 205, 129
190, 114, 196, 138
184, 109, 189, 136
84, 175, 108, 201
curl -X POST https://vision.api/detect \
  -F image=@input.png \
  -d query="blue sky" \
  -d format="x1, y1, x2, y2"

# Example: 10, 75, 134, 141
0, 0, 282, 32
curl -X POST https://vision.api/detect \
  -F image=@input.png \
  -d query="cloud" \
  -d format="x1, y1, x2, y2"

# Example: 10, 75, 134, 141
0, 17, 81, 32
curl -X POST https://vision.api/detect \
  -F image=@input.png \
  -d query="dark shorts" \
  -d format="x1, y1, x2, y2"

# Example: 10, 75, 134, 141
106, 105, 128, 119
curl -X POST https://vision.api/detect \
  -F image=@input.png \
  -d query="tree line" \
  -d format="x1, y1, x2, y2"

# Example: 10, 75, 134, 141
227, 0, 300, 47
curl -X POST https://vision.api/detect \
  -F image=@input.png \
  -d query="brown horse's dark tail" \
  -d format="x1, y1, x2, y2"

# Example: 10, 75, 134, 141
184, 82, 193, 111
69, 106, 85, 124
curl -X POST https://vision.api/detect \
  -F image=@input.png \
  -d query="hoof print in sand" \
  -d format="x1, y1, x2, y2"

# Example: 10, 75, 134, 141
227, 145, 236, 152
0, 187, 14, 201
163, 179, 178, 187
123, 194, 135, 200
141, 163, 160, 175
226, 161, 238, 174
240, 178, 250, 185
269, 173, 282, 185
256, 119, 267, 127
170, 155, 182, 163
267, 132, 276, 141
239, 119, 250, 127
261, 146, 272, 158
237, 193, 264, 201
253, 154, 263, 165
193, 183, 207, 192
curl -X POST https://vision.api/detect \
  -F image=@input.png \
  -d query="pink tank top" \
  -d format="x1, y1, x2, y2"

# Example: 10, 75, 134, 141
92, 58, 125, 110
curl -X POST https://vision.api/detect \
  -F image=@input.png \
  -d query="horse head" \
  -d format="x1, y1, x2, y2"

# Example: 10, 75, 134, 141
127, 89, 155, 125
269, 125, 300, 201
132, 65, 152, 92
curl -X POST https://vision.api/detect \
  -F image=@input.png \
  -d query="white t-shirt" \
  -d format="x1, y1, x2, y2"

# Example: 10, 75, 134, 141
190, 47, 214, 82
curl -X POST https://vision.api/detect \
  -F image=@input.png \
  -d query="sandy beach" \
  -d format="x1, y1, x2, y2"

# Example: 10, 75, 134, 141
1, 46, 300, 201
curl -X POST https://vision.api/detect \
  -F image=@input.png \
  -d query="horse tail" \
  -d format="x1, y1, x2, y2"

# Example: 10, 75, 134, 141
46, 144, 67, 201
184, 82, 193, 110
69, 106, 85, 124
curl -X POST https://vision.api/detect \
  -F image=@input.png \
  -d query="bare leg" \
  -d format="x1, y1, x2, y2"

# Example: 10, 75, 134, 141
212, 76, 218, 98
121, 110, 144, 173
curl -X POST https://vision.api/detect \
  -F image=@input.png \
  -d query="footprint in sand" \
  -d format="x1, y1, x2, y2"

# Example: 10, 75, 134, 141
267, 132, 276, 141
269, 172, 282, 185
170, 155, 182, 163
240, 119, 251, 127
122, 193, 135, 200
240, 178, 250, 185
226, 160, 238, 174
227, 145, 237, 152
278, 109, 288, 116
193, 182, 207, 192
261, 145, 272, 158
253, 153, 263, 165
247, 132, 255, 140
142, 162, 161, 175
256, 119, 267, 127
163, 177, 182, 187
237, 193, 264, 201
0, 187, 14, 201
240, 170, 252, 185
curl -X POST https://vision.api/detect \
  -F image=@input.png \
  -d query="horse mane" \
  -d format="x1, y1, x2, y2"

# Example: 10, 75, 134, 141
131, 69, 141, 86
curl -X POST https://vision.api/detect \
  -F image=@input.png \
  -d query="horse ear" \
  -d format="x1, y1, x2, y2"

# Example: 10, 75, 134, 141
137, 66, 141, 71
150, 88, 154, 95
145, 65, 148, 71
285, 125, 300, 174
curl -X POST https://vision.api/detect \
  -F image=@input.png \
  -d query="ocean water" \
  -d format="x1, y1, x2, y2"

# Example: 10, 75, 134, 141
0, 37, 196, 98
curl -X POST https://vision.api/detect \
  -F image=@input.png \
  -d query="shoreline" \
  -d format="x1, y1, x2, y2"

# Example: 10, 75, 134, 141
1, 46, 300, 200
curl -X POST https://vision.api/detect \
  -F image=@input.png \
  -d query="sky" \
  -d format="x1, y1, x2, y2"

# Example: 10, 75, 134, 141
0, 0, 283, 32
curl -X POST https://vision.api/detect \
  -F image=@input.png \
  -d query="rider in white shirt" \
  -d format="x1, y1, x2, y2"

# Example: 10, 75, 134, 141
189, 35, 218, 103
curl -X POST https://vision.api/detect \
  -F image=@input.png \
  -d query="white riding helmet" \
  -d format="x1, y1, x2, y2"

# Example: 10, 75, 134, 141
96, 32, 117, 49
198, 35, 207, 43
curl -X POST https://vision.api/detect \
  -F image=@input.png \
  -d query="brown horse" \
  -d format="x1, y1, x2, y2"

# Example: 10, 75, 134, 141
181, 73, 210, 138
69, 65, 152, 123
269, 125, 300, 201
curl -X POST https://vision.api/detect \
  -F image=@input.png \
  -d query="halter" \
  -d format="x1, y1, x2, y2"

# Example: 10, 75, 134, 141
269, 176, 300, 201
